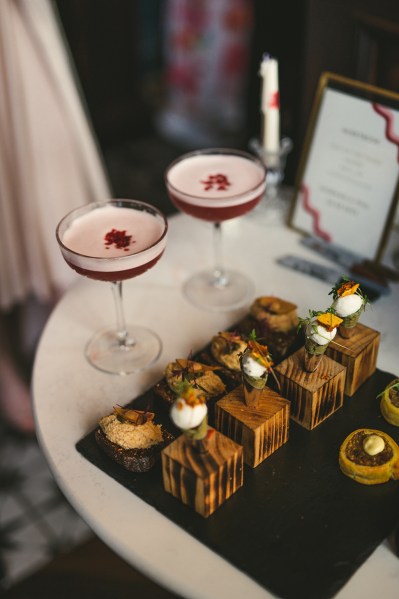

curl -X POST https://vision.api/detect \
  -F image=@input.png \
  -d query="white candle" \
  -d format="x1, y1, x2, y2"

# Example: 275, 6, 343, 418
259, 54, 280, 155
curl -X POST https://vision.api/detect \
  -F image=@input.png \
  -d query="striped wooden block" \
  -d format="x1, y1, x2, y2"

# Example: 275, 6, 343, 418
215, 386, 290, 468
274, 348, 346, 430
161, 428, 243, 518
326, 323, 380, 396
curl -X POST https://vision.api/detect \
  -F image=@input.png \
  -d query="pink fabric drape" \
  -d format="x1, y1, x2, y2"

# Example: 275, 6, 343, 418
0, 0, 111, 309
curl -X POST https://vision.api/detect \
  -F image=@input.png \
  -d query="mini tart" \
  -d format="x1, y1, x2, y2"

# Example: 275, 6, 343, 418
95, 410, 174, 473
249, 296, 298, 333
210, 332, 247, 371
339, 428, 399, 485
380, 379, 399, 426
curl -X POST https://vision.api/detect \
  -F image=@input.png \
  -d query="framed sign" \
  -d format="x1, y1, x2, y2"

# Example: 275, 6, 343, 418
289, 72, 399, 261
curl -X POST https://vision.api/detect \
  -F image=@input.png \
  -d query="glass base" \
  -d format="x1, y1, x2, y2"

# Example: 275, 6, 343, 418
85, 325, 162, 375
183, 269, 255, 312
246, 184, 293, 227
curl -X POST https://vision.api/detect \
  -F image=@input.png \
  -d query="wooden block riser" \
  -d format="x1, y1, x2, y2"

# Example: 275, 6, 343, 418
326, 324, 380, 396
274, 348, 346, 430
215, 386, 290, 468
216, 401, 289, 466
162, 430, 243, 518
162, 451, 242, 517
278, 374, 344, 429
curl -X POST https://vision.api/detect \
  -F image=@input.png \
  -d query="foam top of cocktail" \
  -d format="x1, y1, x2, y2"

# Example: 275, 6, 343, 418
165, 150, 266, 222
57, 201, 167, 282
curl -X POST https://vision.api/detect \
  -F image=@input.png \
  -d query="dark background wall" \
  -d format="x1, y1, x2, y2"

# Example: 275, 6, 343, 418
54, 0, 399, 192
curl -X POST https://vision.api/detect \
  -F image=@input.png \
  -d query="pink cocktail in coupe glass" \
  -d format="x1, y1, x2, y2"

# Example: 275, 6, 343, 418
165, 148, 266, 311
56, 199, 168, 374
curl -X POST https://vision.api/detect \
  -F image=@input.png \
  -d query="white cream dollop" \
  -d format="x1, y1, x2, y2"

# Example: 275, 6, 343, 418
363, 434, 385, 456
334, 294, 363, 317
306, 322, 337, 346
170, 398, 207, 430
241, 352, 267, 378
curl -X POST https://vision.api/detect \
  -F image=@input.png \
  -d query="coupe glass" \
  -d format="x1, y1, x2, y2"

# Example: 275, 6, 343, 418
165, 148, 267, 311
56, 199, 168, 375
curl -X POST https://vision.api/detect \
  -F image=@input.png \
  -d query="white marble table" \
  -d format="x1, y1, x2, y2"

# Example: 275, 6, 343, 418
33, 211, 399, 599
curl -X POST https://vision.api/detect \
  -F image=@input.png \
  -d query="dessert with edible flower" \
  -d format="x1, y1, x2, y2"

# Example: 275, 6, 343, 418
339, 428, 399, 485
298, 310, 343, 373
240, 333, 273, 408
379, 379, 399, 426
170, 383, 213, 452
210, 331, 247, 372
329, 278, 369, 338
95, 406, 173, 472
155, 358, 226, 406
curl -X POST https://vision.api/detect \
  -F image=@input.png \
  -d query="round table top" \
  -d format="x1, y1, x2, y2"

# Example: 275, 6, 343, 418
33, 211, 399, 599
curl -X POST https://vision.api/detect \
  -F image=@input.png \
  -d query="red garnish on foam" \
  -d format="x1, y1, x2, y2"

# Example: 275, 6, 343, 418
104, 229, 134, 251
201, 173, 231, 191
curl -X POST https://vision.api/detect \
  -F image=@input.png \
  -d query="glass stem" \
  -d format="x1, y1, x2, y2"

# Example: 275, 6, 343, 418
212, 222, 228, 288
111, 281, 131, 346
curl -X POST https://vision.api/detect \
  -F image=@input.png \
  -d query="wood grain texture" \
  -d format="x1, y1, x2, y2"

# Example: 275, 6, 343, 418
215, 386, 290, 467
274, 348, 346, 430
326, 323, 380, 396
161, 428, 243, 518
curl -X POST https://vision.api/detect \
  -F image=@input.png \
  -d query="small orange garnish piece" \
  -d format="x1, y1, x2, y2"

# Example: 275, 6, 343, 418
316, 312, 343, 332
180, 385, 206, 407
337, 281, 360, 297
247, 340, 273, 369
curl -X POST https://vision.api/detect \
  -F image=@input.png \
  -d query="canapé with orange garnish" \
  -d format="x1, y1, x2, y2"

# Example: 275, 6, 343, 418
329, 278, 369, 338
240, 336, 273, 407
298, 310, 343, 373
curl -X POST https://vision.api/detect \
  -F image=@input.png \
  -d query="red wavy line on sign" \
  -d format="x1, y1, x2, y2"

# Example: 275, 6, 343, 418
372, 103, 399, 162
301, 183, 332, 242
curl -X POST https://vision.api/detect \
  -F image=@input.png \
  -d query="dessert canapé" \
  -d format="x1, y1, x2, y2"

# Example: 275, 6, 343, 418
210, 331, 247, 372
154, 358, 226, 406
339, 428, 399, 485
240, 338, 273, 408
298, 310, 343, 373
329, 278, 369, 338
170, 383, 214, 452
246, 296, 299, 361
166, 359, 225, 397
95, 406, 173, 472
170, 384, 207, 433
250, 296, 298, 333
380, 379, 399, 426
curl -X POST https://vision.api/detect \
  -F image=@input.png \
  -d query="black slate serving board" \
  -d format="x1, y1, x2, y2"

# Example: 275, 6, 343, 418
77, 367, 399, 599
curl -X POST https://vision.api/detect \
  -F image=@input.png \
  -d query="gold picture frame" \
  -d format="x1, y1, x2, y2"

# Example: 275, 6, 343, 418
289, 72, 399, 262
